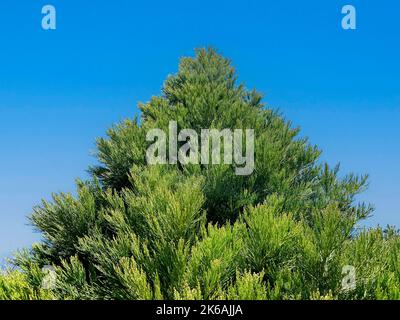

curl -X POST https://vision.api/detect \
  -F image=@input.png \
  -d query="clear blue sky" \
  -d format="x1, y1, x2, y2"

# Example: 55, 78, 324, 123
0, 0, 399, 260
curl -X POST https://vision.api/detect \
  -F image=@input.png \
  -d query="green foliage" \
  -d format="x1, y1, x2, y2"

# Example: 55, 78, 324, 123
219, 271, 267, 300
0, 270, 53, 300
4, 47, 399, 300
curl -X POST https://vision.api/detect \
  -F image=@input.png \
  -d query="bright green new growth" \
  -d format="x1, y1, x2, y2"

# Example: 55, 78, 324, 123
3, 48, 400, 300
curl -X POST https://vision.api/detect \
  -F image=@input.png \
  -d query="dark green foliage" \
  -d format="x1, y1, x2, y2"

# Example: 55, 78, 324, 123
5, 48, 398, 300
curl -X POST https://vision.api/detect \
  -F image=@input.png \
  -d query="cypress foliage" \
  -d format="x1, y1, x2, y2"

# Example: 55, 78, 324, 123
3, 48, 400, 300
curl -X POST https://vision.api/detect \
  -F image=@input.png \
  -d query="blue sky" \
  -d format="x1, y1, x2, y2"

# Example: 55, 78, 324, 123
0, 0, 399, 260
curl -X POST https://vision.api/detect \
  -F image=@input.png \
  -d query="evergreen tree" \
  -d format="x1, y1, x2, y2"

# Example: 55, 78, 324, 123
7, 48, 400, 300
